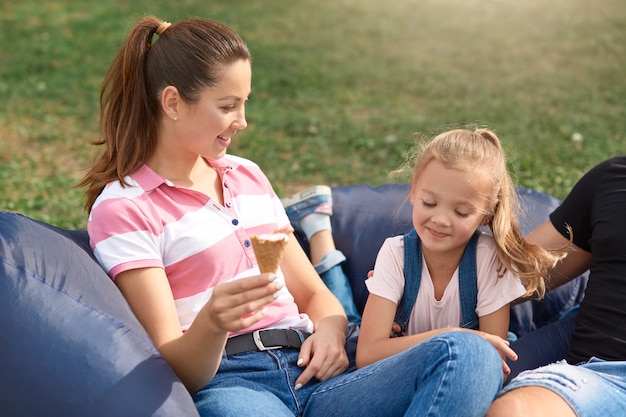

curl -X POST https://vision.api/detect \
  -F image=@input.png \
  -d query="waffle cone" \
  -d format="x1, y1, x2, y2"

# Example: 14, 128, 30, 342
250, 234, 288, 273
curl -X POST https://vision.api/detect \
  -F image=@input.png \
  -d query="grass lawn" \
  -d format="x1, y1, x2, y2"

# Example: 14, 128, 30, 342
1, 0, 625, 229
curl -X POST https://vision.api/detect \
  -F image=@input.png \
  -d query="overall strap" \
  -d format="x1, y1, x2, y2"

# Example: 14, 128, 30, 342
395, 229, 481, 335
395, 229, 422, 334
459, 232, 480, 329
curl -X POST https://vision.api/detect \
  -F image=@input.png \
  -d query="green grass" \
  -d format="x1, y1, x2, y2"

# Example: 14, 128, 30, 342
1, 0, 625, 229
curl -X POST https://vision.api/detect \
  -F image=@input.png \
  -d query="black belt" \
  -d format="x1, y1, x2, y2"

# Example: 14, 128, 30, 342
225, 329, 311, 355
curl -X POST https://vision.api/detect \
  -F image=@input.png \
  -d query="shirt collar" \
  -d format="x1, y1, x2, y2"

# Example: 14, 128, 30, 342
130, 164, 168, 192
130, 156, 234, 192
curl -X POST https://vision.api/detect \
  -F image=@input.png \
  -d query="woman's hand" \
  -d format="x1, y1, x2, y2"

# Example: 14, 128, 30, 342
294, 315, 349, 390
204, 224, 293, 333
202, 273, 284, 334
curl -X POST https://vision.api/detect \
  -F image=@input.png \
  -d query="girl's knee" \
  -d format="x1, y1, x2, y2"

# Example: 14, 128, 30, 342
417, 331, 502, 375
442, 331, 500, 362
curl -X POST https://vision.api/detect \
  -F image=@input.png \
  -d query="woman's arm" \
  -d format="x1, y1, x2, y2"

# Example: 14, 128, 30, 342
115, 267, 280, 393
526, 221, 592, 290
280, 234, 349, 387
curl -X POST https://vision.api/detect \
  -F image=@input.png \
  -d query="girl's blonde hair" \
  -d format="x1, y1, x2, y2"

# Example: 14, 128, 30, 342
406, 128, 565, 298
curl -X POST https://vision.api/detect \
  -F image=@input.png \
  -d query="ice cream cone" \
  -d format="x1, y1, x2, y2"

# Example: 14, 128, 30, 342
250, 233, 289, 273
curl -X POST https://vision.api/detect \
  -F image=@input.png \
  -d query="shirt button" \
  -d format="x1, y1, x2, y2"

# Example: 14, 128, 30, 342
226, 201, 233, 207
232, 219, 239, 226
244, 240, 251, 247
224, 183, 229, 188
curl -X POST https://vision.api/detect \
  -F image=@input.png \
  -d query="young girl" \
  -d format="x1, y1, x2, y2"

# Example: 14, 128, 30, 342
357, 128, 564, 375
81, 17, 514, 417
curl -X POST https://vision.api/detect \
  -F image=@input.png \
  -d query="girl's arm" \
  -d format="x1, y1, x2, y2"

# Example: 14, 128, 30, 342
478, 305, 510, 341
479, 305, 513, 376
280, 233, 349, 387
115, 266, 280, 393
356, 294, 459, 368
357, 294, 517, 371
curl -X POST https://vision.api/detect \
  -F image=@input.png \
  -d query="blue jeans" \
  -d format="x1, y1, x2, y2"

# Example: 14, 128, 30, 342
506, 311, 578, 382
193, 331, 503, 417
501, 358, 626, 416
315, 250, 361, 324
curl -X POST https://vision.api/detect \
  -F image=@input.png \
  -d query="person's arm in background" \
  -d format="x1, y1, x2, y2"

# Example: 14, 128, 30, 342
525, 221, 591, 291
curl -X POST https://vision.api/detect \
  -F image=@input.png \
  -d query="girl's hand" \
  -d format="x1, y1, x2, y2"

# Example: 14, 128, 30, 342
470, 330, 518, 376
202, 273, 283, 334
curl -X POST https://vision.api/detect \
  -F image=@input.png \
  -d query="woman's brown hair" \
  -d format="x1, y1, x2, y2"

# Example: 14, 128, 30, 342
79, 16, 250, 211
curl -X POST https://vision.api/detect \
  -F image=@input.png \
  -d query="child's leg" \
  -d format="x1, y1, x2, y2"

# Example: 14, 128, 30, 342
282, 186, 361, 324
304, 332, 503, 417
308, 229, 335, 266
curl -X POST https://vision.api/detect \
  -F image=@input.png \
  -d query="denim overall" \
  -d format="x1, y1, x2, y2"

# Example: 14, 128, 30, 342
394, 229, 481, 334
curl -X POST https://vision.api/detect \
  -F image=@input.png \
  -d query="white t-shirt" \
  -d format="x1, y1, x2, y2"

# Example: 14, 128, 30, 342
366, 233, 526, 335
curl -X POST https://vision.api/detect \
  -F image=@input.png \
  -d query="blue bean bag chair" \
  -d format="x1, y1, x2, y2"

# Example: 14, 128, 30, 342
0, 212, 200, 417
0, 185, 587, 414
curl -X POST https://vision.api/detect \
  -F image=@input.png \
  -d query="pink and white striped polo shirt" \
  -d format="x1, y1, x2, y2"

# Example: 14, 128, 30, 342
88, 154, 314, 334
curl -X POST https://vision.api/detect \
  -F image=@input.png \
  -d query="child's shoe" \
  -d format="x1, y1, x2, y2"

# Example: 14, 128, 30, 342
281, 185, 332, 234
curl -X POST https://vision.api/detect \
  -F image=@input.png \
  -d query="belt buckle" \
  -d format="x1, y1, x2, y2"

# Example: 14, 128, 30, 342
253, 329, 282, 351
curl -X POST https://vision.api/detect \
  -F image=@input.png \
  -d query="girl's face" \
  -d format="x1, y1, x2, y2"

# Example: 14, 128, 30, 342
175, 59, 251, 160
410, 160, 492, 257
